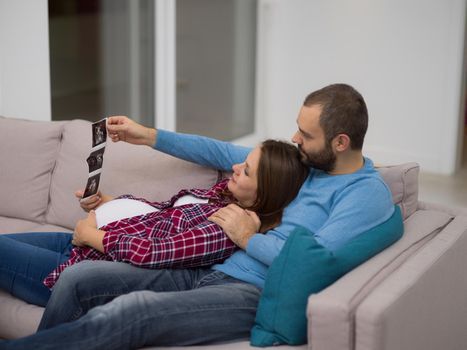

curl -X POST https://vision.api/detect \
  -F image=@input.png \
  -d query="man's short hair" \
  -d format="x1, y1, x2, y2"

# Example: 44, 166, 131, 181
303, 84, 368, 150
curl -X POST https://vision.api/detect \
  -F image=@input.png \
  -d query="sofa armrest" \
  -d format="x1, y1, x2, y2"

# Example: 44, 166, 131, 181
418, 200, 467, 217
307, 208, 454, 350
354, 215, 467, 350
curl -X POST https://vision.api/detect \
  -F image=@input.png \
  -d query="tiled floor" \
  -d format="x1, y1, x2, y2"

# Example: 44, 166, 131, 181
419, 166, 467, 208
418, 133, 467, 208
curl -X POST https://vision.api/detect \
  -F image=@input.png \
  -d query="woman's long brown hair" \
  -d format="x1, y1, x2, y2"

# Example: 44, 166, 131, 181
246, 140, 309, 232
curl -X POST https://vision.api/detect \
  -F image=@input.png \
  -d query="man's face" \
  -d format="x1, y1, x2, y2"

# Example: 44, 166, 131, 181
291, 105, 336, 172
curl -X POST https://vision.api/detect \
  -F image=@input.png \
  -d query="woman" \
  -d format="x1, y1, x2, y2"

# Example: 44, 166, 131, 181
0, 140, 308, 307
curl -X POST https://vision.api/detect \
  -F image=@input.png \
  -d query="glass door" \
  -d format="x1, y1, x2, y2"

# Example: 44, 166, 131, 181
176, 0, 257, 141
48, 0, 155, 126
48, 0, 258, 141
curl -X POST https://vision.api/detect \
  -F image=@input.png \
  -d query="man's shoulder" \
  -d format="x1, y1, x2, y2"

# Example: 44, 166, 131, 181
345, 158, 390, 192
317, 163, 388, 190
343, 173, 392, 201
327, 164, 392, 206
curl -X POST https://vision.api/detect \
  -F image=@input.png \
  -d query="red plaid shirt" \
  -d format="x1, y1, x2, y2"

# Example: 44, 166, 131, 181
44, 179, 237, 288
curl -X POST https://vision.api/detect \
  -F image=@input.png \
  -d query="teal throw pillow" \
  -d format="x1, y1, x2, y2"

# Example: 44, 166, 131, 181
250, 205, 403, 347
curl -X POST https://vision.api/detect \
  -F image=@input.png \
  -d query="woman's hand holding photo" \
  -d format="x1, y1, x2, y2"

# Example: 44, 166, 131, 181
75, 190, 113, 212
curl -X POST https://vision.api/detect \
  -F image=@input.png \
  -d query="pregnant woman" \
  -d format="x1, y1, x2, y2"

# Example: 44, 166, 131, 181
0, 139, 308, 307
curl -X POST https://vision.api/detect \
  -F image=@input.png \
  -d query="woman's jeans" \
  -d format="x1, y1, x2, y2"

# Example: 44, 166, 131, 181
0, 232, 73, 306
0, 261, 262, 350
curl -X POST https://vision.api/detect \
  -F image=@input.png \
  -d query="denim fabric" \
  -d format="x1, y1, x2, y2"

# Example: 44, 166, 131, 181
0, 232, 73, 306
1, 260, 261, 349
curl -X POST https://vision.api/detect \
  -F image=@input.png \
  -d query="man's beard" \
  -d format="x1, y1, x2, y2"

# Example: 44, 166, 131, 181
298, 142, 336, 172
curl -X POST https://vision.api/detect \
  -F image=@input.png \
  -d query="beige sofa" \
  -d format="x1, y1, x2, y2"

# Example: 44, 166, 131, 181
1, 116, 467, 350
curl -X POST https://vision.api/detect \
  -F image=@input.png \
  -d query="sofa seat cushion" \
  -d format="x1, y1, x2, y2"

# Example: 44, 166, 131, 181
0, 117, 64, 223
250, 206, 404, 347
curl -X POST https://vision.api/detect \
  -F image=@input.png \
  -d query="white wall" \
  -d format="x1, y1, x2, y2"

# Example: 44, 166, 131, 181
0, 0, 50, 121
1, 0, 465, 174
258, 0, 466, 174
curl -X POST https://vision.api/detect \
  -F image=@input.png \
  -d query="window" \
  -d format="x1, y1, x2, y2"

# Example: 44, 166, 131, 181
48, 0, 155, 126
48, 0, 257, 141
176, 0, 257, 140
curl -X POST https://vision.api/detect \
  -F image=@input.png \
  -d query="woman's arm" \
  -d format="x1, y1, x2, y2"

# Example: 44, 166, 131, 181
73, 211, 106, 252
102, 220, 237, 269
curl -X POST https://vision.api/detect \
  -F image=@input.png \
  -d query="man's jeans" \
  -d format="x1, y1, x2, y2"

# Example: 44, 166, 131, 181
1, 260, 261, 350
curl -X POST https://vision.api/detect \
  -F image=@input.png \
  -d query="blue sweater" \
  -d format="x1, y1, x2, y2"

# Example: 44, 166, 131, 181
155, 130, 394, 289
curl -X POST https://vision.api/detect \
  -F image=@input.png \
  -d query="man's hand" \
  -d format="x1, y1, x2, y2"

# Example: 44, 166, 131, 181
75, 190, 113, 212
73, 211, 105, 252
209, 204, 261, 250
107, 116, 157, 147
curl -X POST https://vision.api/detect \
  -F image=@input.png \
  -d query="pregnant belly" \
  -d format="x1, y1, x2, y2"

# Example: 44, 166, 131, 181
95, 198, 159, 228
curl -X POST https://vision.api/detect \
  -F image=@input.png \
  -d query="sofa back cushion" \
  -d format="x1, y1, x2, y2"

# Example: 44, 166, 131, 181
376, 162, 419, 219
0, 117, 63, 223
46, 120, 220, 229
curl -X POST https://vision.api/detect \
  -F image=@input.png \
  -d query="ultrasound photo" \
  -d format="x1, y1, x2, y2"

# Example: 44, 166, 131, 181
92, 119, 107, 148
83, 173, 101, 199
82, 118, 107, 200
86, 147, 105, 173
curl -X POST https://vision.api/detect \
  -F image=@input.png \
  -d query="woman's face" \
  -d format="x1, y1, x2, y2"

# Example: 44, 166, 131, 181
228, 146, 261, 207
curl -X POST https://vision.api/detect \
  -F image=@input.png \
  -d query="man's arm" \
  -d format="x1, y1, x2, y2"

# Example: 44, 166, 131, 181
208, 204, 286, 267
313, 179, 394, 251
107, 116, 251, 171
107, 116, 157, 146
156, 129, 250, 171
215, 178, 395, 267
209, 204, 261, 249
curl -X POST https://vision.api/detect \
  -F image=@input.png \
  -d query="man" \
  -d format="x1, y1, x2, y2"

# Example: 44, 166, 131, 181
0, 84, 394, 350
